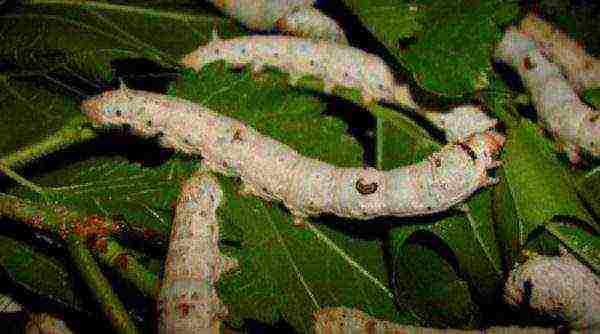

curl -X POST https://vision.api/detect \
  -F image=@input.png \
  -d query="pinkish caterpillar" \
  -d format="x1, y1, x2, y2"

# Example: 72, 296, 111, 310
496, 28, 600, 164
158, 172, 238, 334
181, 33, 497, 141
518, 14, 600, 93
503, 248, 600, 330
208, 0, 347, 43
82, 86, 504, 225
181, 33, 418, 108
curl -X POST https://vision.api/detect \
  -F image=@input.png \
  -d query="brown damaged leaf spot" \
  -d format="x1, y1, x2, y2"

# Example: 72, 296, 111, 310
115, 253, 129, 270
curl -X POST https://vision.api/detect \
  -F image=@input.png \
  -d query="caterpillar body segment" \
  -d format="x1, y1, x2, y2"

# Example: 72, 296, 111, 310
275, 7, 348, 44
518, 14, 600, 92
496, 28, 600, 163
211, 0, 314, 31
421, 105, 499, 143
83, 87, 505, 223
181, 34, 419, 109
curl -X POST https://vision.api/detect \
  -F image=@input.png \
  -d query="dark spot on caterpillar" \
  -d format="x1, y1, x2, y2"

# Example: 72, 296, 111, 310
355, 178, 378, 195
427, 206, 432, 211
273, 52, 279, 57
343, 72, 349, 77
222, 161, 228, 168
589, 113, 599, 123
146, 120, 152, 127
432, 155, 442, 167
458, 142, 477, 161
310, 60, 315, 66
232, 129, 243, 142
523, 56, 536, 70
115, 109, 122, 117
214, 49, 219, 55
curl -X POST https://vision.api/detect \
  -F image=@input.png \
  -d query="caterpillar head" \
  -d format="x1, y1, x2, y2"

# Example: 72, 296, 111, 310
82, 83, 135, 126
465, 131, 505, 167
181, 30, 228, 71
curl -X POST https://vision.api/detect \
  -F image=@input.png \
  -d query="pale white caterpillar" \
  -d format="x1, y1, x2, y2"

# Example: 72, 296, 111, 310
312, 307, 558, 333
496, 28, 600, 164
82, 86, 504, 225
503, 248, 600, 330
158, 172, 238, 334
208, 0, 348, 43
422, 105, 498, 143
25, 313, 75, 334
181, 34, 497, 141
274, 7, 349, 44
181, 33, 418, 109
518, 14, 600, 93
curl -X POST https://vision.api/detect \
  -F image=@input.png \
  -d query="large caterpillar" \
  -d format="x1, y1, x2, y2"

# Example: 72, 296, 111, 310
181, 33, 497, 142
518, 14, 600, 93
208, 0, 347, 43
158, 172, 238, 334
496, 28, 600, 164
82, 86, 504, 225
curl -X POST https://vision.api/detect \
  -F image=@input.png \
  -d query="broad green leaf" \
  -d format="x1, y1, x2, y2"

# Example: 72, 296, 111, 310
0, 234, 85, 312
573, 168, 600, 219
340, 0, 519, 96
545, 221, 600, 274
493, 120, 596, 266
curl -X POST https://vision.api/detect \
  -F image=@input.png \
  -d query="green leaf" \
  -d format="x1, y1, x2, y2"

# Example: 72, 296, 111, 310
340, 0, 520, 96
545, 221, 600, 274
0, 234, 85, 312
493, 120, 596, 266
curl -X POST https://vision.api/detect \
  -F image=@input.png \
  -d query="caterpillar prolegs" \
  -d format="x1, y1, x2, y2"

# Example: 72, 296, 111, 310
181, 34, 498, 141
83, 86, 504, 225
496, 28, 600, 163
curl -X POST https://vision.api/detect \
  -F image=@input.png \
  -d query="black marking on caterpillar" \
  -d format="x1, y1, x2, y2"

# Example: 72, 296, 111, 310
355, 178, 378, 195
457, 142, 477, 161
82, 87, 505, 223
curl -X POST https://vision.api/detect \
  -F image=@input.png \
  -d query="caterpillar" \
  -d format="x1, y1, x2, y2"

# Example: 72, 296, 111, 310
503, 249, 600, 330
158, 172, 238, 334
518, 14, 600, 93
312, 307, 558, 333
208, 0, 347, 43
82, 86, 504, 225
181, 33, 418, 109
181, 33, 497, 142
496, 28, 600, 164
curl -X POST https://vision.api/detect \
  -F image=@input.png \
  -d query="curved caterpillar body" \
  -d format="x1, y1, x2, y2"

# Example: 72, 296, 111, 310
423, 105, 498, 143
496, 28, 600, 163
83, 87, 504, 224
209, 0, 347, 43
158, 173, 238, 334
181, 34, 418, 109
518, 14, 600, 93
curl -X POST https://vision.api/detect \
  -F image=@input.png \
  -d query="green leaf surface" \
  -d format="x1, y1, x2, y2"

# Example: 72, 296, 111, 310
493, 120, 595, 265
340, 0, 519, 96
545, 221, 600, 274
0, 234, 85, 312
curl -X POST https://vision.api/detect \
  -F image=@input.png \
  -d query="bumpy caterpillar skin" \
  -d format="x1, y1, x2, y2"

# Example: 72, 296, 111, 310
422, 105, 498, 143
496, 28, 600, 164
181, 34, 418, 109
275, 7, 348, 44
518, 14, 600, 93
503, 249, 600, 330
83, 86, 504, 225
312, 307, 558, 334
158, 172, 238, 334
209, 0, 347, 43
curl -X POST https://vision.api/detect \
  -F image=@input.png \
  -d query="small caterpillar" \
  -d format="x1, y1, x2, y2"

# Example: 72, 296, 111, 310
496, 28, 600, 164
181, 33, 418, 109
209, 0, 347, 43
158, 172, 238, 334
518, 14, 600, 93
83, 86, 504, 225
